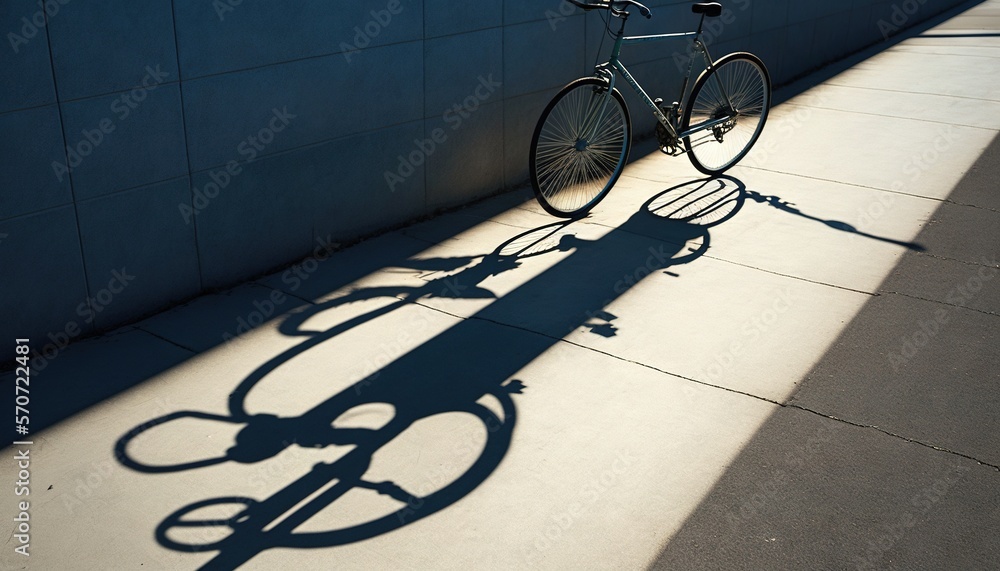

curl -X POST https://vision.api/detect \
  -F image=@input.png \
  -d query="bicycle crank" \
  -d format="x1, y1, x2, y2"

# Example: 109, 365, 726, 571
711, 107, 738, 143
656, 122, 681, 155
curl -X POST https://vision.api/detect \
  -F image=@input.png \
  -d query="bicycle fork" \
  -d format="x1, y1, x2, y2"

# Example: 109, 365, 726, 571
579, 65, 619, 144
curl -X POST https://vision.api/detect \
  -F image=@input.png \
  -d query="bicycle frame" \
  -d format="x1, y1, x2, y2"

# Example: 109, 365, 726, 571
592, 13, 735, 141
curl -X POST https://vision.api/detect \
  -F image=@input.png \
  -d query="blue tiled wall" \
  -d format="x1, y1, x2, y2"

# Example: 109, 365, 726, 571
0, 0, 969, 343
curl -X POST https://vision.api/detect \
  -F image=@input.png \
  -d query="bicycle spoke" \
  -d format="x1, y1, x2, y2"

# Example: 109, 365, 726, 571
684, 56, 770, 174
530, 80, 630, 216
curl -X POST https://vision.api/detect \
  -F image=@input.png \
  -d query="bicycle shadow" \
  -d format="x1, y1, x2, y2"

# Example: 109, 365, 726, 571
112, 176, 750, 569
744, 190, 925, 251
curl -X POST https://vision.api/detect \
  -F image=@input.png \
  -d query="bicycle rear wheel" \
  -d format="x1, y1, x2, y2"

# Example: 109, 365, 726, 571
530, 78, 631, 218
682, 52, 771, 175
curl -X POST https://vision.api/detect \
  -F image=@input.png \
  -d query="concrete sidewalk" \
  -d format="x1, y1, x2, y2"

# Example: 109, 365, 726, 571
3, 0, 999, 569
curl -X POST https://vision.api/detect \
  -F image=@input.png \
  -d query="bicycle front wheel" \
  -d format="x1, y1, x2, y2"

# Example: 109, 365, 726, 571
682, 53, 771, 175
530, 78, 631, 218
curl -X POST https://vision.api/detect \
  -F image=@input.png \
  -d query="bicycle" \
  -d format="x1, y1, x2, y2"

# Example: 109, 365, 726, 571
529, 0, 771, 218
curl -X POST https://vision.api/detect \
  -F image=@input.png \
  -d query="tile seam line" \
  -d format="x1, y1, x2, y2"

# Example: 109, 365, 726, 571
0, 173, 194, 224
0, 100, 61, 117
42, 3, 94, 334
170, 0, 204, 291
41, 78, 183, 107
173, 16, 556, 86
184, 96, 502, 176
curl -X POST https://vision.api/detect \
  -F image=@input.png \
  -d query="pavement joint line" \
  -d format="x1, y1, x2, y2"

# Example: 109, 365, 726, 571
478, 211, 884, 298
735, 165, 1000, 213
691, 253, 881, 297
777, 100, 1000, 133
418, 213, 560, 237
133, 325, 198, 355
910, 250, 1000, 269
899, 43, 1000, 48
785, 403, 1000, 473
888, 48, 1000, 60
574, 219, 715, 262
824, 82, 1000, 105
410, 297, 1000, 476
257, 282, 318, 307
473, 215, 549, 232
879, 290, 1000, 317
655, 165, 1000, 215
619, 173, 690, 185
398, 230, 444, 247
408, 298, 794, 408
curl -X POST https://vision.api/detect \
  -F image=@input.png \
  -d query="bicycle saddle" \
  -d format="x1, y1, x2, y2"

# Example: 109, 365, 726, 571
692, 2, 723, 17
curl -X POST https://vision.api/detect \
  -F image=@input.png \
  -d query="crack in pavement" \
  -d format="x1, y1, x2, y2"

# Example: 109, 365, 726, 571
786, 403, 1000, 472
879, 290, 1000, 317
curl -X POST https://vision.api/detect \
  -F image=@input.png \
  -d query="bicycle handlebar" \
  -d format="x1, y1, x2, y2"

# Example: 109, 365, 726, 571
565, 0, 652, 19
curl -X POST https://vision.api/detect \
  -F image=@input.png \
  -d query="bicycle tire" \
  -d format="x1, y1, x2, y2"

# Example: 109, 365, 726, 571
682, 52, 771, 176
530, 77, 632, 218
